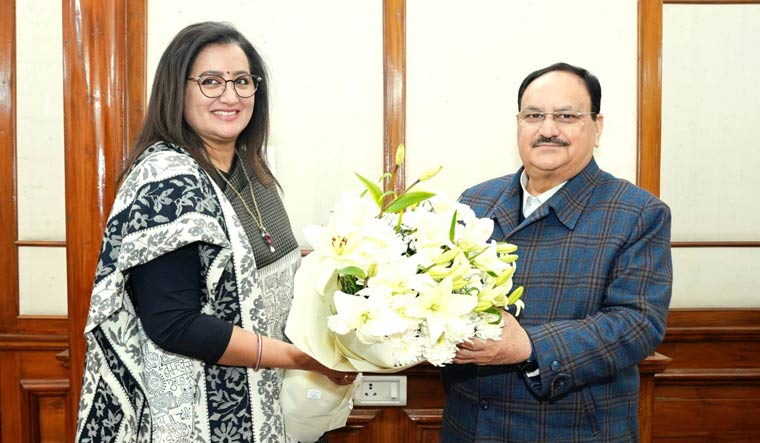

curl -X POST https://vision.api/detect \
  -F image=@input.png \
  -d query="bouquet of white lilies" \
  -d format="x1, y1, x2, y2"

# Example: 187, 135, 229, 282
282, 145, 524, 441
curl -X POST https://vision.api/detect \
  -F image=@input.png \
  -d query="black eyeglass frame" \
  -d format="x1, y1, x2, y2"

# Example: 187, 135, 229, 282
186, 74, 263, 98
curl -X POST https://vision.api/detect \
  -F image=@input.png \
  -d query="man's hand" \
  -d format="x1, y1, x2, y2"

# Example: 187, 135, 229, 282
453, 312, 532, 365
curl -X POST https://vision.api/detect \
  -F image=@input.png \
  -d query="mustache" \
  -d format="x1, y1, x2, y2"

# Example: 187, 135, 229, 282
532, 136, 569, 147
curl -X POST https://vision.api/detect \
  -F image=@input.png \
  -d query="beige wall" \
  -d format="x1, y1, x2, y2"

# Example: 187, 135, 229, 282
15, 0, 67, 315
13, 1, 760, 315
661, 4, 760, 308
405, 0, 639, 198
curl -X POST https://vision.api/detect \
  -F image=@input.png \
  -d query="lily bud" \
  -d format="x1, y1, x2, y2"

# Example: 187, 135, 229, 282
427, 265, 454, 280
492, 292, 508, 307
452, 276, 469, 291
496, 242, 518, 254
499, 254, 519, 264
433, 248, 460, 265
493, 266, 515, 286
507, 286, 524, 305
419, 165, 443, 181
395, 143, 405, 166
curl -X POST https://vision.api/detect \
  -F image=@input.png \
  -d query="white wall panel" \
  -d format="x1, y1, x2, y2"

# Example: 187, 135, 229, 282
16, 0, 65, 240
18, 247, 68, 316
671, 248, 760, 308
661, 5, 760, 242
406, 0, 639, 199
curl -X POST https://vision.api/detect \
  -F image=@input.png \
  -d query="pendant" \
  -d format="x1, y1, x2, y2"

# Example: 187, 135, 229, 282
261, 228, 276, 253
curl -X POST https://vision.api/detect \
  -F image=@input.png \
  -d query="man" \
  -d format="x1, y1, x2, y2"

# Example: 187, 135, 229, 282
441, 62, 672, 442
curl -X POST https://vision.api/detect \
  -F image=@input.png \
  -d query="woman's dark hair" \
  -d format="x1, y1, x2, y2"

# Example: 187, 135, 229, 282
517, 62, 601, 120
123, 21, 275, 185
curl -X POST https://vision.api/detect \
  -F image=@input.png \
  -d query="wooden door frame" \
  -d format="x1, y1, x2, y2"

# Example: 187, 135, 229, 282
63, 1, 146, 438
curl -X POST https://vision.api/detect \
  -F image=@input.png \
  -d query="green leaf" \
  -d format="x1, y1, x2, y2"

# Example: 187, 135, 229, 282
338, 275, 361, 295
338, 266, 367, 279
449, 209, 458, 242
385, 191, 436, 213
355, 173, 383, 206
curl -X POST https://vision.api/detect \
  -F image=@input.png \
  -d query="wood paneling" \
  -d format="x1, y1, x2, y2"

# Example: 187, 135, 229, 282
403, 409, 443, 443
20, 379, 70, 443
653, 373, 760, 442
330, 409, 381, 443
638, 0, 663, 196
0, 346, 70, 443
330, 366, 446, 441
383, 0, 406, 195
62, 2, 146, 439
0, 349, 23, 440
0, 0, 19, 334
326, 354, 670, 442
639, 353, 673, 443
652, 309, 760, 442
658, 309, 760, 369
14, 241, 67, 247
0, 333, 68, 351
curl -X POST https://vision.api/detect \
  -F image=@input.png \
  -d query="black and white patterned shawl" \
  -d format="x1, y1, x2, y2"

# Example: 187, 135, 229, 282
76, 143, 288, 443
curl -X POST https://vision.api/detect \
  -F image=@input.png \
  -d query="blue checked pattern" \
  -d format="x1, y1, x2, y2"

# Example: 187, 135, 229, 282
441, 158, 672, 443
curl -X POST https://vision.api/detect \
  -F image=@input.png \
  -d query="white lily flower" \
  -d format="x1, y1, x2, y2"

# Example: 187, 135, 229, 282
406, 278, 477, 344
472, 241, 510, 275
368, 255, 430, 295
405, 210, 454, 253
327, 289, 410, 344
457, 217, 496, 253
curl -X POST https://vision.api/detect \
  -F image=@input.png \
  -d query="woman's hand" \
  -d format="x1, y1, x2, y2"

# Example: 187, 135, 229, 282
287, 342, 357, 385
314, 363, 357, 386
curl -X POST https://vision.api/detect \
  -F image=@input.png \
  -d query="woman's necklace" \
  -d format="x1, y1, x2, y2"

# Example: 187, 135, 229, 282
213, 154, 276, 253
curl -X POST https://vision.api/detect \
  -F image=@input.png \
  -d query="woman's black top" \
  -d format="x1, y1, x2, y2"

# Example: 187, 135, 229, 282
129, 242, 233, 363
128, 154, 298, 363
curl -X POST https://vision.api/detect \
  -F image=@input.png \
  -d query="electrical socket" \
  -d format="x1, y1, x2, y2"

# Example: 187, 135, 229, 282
353, 375, 407, 406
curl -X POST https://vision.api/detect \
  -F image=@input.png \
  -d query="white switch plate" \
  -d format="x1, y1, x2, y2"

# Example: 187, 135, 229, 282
353, 375, 407, 406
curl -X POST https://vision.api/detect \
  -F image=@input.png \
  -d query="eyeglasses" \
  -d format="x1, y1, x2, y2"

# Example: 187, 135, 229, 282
517, 110, 596, 125
186, 74, 263, 98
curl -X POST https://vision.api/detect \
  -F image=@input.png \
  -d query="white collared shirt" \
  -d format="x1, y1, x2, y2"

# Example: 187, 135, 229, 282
520, 171, 567, 218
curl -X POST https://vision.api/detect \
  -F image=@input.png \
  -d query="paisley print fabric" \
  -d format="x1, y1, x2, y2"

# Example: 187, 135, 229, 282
76, 143, 299, 443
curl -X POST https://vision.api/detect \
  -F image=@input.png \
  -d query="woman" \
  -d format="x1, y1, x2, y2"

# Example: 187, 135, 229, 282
76, 22, 352, 443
